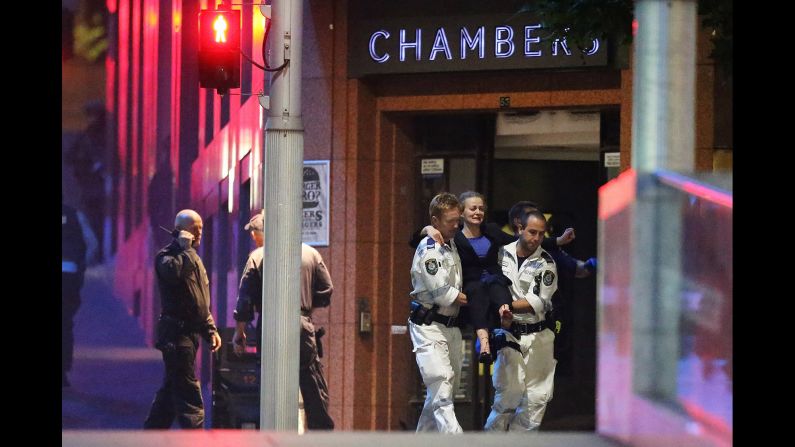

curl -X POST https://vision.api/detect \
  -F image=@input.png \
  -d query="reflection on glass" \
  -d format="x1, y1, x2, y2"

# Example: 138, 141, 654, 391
597, 170, 732, 446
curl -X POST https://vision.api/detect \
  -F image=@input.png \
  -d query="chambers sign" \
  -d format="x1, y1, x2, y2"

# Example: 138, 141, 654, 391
348, 14, 608, 77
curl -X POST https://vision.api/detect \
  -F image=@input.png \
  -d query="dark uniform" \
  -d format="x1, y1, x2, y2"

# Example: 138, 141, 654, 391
144, 240, 219, 429
234, 243, 335, 430
234, 247, 265, 349
62, 203, 86, 385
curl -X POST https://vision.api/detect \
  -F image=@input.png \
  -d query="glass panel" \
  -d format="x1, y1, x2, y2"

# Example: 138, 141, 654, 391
597, 169, 732, 447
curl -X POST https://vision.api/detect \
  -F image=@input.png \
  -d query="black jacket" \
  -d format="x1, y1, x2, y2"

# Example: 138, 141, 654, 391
455, 223, 515, 283
409, 222, 572, 281
410, 222, 514, 284
155, 241, 217, 341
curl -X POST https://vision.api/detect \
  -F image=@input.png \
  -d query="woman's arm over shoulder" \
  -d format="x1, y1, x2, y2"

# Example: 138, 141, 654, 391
485, 222, 517, 246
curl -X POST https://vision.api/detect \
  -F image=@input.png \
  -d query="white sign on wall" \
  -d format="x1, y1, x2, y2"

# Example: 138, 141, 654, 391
604, 152, 621, 168
421, 158, 444, 175
302, 160, 330, 246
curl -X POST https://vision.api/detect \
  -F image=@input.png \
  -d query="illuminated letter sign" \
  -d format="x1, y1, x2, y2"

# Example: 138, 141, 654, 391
552, 37, 572, 56
399, 29, 421, 61
429, 28, 452, 61
460, 26, 485, 59
494, 26, 514, 58
369, 30, 390, 63
584, 39, 600, 56
351, 15, 609, 77
524, 25, 541, 57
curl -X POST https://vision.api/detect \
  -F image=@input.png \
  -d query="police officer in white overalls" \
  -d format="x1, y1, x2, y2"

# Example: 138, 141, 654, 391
485, 209, 558, 432
408, 192, 469, 433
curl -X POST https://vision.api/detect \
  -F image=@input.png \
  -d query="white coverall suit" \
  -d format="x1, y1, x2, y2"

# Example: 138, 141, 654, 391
408, 237, 464, 433
485, 240, 558, 432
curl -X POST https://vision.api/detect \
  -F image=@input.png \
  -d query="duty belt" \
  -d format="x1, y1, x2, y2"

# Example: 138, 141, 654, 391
511, 320, 546, 336
158, 314, 203, 334
409, 301, 458, 327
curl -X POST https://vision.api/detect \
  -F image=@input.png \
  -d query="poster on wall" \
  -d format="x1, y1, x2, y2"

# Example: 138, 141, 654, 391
302, 160, 330, 246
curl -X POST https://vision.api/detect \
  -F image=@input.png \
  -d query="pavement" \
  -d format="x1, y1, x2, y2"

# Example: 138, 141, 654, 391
60, 263, 623, 445
61, 262, 168, 429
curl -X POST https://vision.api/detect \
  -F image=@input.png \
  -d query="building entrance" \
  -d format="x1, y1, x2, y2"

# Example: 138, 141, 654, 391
406, 108, 617, 430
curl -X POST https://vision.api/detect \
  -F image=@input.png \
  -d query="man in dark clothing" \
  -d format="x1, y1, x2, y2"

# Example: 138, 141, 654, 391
62, 201, 97, 387
144, 209, 222, 429
233, 211, 335, 430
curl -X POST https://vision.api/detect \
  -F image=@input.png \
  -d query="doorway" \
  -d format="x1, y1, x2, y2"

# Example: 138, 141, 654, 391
406, 108, 613, 430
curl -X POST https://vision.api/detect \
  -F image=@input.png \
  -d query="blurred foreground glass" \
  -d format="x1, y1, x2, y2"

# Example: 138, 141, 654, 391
597, 169, 731, 447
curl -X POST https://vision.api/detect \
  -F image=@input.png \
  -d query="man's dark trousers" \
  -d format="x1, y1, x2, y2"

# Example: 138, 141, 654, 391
62, 272, 83, 378
300, 318, 334, 430
143, 333, 205, 429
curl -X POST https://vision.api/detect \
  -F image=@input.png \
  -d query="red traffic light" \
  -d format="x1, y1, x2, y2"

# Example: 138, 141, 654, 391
199, 9, 240, 51
213, 15, 229, 43
199, 8, 241, 92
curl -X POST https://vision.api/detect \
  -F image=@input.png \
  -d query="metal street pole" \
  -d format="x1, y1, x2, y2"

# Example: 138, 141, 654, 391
632, 0, 696, 172
630, 0, 696, 400
260, 0, 303, 431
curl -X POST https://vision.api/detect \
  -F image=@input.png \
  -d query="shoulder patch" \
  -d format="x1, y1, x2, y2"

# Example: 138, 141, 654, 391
543, 270, 555, 286
425, 258, 439, 275
540, 251, 554, 263
426, 236, 436, 248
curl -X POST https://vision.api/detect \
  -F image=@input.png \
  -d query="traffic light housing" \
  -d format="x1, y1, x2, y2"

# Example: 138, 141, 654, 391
199, 8, 241, 93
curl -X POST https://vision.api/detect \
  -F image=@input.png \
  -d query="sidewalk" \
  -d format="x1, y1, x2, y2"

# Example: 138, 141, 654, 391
62, 263, 164, 429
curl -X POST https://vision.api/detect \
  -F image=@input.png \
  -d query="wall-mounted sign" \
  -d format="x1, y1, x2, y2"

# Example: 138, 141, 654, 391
421, 158, 444, 175
604, 152, 621, 168
349, 13, 608, 77
302, 160, 330, 246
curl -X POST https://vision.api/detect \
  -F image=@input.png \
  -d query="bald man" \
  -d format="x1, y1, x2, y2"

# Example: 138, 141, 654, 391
144, 209, 222, 429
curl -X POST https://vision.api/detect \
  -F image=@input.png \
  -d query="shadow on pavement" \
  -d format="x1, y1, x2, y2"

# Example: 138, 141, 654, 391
62, 262, 163, 429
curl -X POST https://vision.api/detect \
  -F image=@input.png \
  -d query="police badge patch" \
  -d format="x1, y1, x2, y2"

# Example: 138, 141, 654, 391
543, 270, 555, 286
425, 258, 439, 275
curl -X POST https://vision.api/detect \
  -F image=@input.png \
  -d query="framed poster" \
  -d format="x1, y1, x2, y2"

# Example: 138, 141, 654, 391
302, 160, 330, 246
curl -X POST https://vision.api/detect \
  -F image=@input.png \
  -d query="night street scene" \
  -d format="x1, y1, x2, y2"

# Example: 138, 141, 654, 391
62, 1, 732, 446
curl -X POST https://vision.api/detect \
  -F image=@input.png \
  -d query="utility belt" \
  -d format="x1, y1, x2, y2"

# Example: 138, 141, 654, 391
409, 301, 459, 328
159, 314, 208, 332
488, 320, 551, 356
155, 314, 192, 352
489, 331, 521, 354
510, 320, 547, 336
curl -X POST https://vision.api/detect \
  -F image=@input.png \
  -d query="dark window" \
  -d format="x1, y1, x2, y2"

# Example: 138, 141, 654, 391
109, 11, 120, 254
133, 289, 141, 317
178, 0, 199, 207
241, 5, 252, 104
221, 92, 230, 128
123, 3, 134, 239
205, 88, 214, 146
216, 198, 230, 327
135, 5, 145, 228
237, 178, 252, 278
